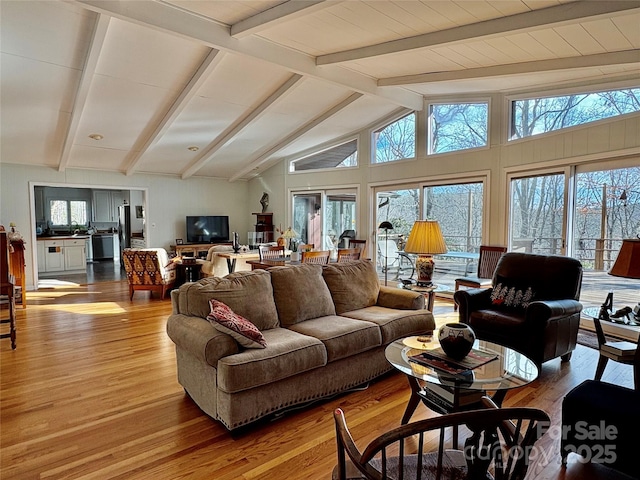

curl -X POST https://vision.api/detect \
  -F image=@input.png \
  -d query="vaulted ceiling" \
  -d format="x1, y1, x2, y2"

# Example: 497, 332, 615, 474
1, 0, 639, 181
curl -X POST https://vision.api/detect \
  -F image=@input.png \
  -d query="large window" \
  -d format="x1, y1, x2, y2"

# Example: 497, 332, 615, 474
510, 87, 640, 140
429, 102, 488, 154
50, 200, 88, 228
290, 139, 357, 173
373, 113, 416, 163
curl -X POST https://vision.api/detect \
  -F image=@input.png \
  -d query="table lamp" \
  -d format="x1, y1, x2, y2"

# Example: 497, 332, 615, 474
403, 220, 447, 287
601, 238, 640, 323
282, 227, 298, 251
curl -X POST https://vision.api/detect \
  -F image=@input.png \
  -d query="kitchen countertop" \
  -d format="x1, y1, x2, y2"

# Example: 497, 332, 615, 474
37, 235, 91, 240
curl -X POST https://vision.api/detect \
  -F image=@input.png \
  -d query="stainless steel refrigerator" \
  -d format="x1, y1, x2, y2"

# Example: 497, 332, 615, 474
118, 205, 131, 261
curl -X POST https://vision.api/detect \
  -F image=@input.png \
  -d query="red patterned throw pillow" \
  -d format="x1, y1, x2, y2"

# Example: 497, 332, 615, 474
207, 299, 267, 349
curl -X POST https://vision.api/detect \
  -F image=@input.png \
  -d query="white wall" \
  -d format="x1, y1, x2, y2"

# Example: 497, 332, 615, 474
0, 164, 251, 289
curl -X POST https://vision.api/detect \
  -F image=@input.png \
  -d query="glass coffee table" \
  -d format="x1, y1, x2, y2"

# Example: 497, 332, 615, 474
386, 335, 538, 438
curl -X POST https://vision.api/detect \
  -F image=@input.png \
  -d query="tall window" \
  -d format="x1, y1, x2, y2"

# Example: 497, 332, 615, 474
50, 200, 88, 227
429, 102, 488, 154
510, 87, 640, 140
373, 113, 416, 163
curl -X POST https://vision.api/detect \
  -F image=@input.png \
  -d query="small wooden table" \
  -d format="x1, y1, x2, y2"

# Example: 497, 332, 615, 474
399, 283, 446, 311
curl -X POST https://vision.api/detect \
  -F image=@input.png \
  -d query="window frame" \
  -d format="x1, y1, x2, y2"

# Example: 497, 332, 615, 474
506, 83, 640, 144
371, 111, 417, 164
427, 98, 491, 156
49, 199, 89, 228
288, 136, 359, 174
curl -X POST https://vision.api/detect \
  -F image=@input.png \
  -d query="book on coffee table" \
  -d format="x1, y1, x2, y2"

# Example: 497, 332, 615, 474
409, 347, 498, 375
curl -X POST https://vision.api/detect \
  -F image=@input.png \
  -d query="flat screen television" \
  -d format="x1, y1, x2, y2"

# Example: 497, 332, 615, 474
186, 216, 229, 244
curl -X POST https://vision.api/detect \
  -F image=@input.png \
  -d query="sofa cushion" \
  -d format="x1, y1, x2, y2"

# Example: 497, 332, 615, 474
216, 328, 327, 393
269, 264, 336, 326
207, 299, 267, 349
322, 260, 380, 314
288, 315, 382, 363
342, 306, 435, 344
177, 270, 279, 330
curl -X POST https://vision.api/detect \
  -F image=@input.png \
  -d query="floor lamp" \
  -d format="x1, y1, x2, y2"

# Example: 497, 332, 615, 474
378, 221, 393, 286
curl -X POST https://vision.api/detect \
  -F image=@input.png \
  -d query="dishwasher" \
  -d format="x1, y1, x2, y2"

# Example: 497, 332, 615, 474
92, 234, 115, 260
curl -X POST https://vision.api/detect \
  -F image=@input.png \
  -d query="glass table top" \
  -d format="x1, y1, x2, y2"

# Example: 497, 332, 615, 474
385, 336, 539, 392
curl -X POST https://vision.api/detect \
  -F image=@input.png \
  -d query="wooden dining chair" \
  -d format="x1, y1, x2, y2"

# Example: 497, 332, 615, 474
348, 239, 367, 256
592, 313, 637, 382
301, 250, 330, 264
333, 402, 550, 480
454, 245, 507, 311
259, 245, 285, 260
337, 248, 361, 262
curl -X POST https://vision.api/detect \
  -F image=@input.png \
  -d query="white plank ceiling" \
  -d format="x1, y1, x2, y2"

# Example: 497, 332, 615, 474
1, 0, 639, 181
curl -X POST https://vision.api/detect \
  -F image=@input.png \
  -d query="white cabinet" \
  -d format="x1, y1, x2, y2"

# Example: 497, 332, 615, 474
37, 241, 46, 272
44, 240, 64, 272
64, 239, 87, 271
93, 190, 126, 222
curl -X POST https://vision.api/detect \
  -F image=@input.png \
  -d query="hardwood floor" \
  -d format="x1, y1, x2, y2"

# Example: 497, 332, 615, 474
1, 280, 634, 479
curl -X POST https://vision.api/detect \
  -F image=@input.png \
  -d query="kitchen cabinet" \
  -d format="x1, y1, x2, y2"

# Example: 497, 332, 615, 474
44, 239, 64, 272
37, 241, 45, 272
63, 239, 87, 271
92, 190, 127, 222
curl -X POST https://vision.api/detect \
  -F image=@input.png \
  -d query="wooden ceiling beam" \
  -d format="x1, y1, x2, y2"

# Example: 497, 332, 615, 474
379, 50, 640, 86
58, 14, 110, 172
231, 0, 339, 38
316, 1, 640, 66
125, 48, 224, 176
229, 92, 363, 182
181, 74, 304, 180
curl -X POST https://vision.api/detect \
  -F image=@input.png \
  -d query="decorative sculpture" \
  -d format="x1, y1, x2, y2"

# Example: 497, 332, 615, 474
260, 192, 269, 213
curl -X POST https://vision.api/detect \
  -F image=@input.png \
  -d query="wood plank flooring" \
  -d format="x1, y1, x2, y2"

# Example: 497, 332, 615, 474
1, 280, 634, 479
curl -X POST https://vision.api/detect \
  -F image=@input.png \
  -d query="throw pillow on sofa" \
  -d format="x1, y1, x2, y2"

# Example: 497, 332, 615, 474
177, 270, 280, 330
207, 299, 267, 349
269, 264, 336, 326
322, 260, 380, 314
490, 275, 535, 309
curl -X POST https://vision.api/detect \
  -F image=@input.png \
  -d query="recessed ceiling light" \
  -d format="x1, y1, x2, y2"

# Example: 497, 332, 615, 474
88, 133, 103, 140
188, 146, 199, 152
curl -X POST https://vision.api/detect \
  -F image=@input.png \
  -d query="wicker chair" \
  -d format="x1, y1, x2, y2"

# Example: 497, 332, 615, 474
122, 248, 176, 300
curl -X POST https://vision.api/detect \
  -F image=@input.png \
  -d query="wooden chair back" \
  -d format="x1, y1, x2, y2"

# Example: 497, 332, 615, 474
348, 239, 367, 256
301, 250, 330, 264
477, 245, 507, 278
337, 248, 361, 262
334, 402, 550, 480
259, 245, 285, 260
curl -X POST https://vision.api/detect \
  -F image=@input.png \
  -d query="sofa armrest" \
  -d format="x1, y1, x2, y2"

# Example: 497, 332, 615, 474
166, 313, 239, 367
454, 288, 493, 324
377, 286, 425, 310
525, 299, 583, 324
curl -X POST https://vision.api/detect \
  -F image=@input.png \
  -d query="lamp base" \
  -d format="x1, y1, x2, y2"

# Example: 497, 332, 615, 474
415, 254, 435, 288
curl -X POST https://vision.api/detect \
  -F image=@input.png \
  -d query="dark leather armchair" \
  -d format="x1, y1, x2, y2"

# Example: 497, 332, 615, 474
454, 252, 583, 367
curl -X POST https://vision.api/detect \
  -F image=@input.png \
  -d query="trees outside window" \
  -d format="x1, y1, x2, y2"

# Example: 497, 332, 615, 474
50, 200, 88, 228
373, 113, 415, 163
511, 88, 640, 140
429, 103, 488, 154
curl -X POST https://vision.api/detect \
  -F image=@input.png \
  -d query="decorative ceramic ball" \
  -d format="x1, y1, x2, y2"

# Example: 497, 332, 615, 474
438, 323, 476, 360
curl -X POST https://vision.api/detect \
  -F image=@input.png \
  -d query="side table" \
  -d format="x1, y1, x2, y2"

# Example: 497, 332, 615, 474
400, 283, 445, 311
175, 262, 202, 288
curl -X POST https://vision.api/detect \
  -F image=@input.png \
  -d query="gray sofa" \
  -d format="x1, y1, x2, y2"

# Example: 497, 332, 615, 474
166, 260, 435, 430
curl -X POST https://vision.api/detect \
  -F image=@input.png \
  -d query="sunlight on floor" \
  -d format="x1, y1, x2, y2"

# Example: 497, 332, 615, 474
37, 279, 82, 288
34, 302, 127, 314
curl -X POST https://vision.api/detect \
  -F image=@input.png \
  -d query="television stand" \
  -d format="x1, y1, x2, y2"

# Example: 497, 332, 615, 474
173, 242, 231, 259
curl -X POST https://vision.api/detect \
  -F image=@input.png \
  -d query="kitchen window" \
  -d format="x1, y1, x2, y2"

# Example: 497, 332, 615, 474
50, 200, 88, 227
